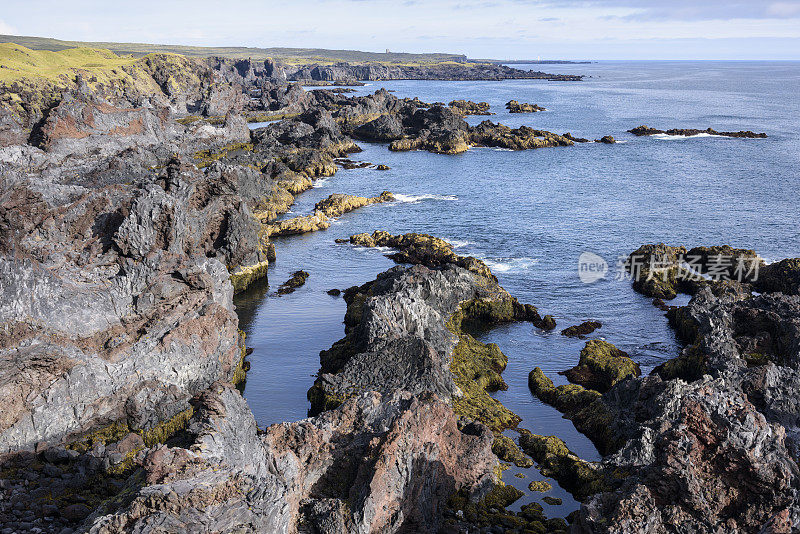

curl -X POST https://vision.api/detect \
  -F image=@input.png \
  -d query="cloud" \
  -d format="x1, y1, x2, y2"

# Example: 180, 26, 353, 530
768, 2, 800, 16
517, 0, 800, 20
0, 19, 18, 34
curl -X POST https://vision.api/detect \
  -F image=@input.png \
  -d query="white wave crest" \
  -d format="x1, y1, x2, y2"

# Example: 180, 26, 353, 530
393, 193, 459, 203
651, 133, 723, 140
481, 256, 539, 273
444, 238, 474, 249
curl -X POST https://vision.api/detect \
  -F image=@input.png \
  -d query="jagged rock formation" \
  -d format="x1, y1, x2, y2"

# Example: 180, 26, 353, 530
625, 243, 763, 300
86, 382, 497, 534
566, 273, 800, 532
284, 62, 583, 82
506, 100, 545, 113
628, 125, 767, 138
449, 99, 492, 115
265, 191, 395, 237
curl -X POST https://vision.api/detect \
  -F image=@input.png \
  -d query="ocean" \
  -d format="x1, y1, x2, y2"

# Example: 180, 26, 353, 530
235, 60, 800, 514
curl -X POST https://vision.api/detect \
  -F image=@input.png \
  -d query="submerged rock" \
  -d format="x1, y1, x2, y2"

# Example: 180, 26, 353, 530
561, 320, 602, 337
276, 270, 310, 295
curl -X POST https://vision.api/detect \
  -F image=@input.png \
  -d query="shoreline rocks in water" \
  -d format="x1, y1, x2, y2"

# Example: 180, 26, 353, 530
345, 231, 558, 330
449, 99, 493, 115
276, 270, 310, 295
506, 100, 546, 113
625, 243, 764, 299
561, 320, 602, 337
265, 191, 395, 237
560, 339, 641, 393
2, 42, 798, 533
285, 61, 583, 82
628, 125, 767, 138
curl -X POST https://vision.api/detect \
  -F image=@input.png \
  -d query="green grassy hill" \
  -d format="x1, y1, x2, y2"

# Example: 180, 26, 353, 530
0, 43, 139, 83
0, 34, 467, 65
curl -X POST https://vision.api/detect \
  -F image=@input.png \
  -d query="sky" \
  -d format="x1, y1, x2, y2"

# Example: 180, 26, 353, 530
1, 0, 800, 60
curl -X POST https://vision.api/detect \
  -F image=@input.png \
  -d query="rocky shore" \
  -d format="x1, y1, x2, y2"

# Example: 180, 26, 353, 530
628, 125, 768, 138
284, 62, 583, 82
1, 42, 797, 534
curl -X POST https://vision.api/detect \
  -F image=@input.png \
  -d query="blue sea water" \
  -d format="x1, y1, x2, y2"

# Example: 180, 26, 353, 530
235, 61, 800, 515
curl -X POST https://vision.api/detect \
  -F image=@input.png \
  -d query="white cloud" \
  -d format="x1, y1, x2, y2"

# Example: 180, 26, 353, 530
0, 19, 18, 35
767, 2, 800, 16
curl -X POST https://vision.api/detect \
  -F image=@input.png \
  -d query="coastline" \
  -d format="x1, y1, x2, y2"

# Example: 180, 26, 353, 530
0, 44, 799, 533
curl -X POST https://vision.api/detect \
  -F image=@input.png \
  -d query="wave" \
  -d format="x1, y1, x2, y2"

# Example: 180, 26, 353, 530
651, 133, 724, 141
444, 238, 474, 249
312, 177, 331, 188
353, 245, 394, 253
480, 256, 539, 273
392, 193, 459, 203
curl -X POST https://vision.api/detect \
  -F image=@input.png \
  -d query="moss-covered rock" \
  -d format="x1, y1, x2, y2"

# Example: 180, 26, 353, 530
542, 496, 563, 505
563, 340, 641, 392
653, 344, 707, 381
492, 434, 534, 468
561, 320, 601, 338
528, 367, 620, 455
449, 99, 492, 116
527, 480, 552, 492
517, 430, 607, 502
506, 100, 546, 113
277, 270, 309, 295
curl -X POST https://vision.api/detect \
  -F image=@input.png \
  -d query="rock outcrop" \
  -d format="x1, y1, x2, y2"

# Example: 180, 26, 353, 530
628, 125, 767, 138
449, 100, 492, 115
506, 100, 545, 113
87, 382, 497, 534
285, 62, 583, 82
569, 269, 800, 532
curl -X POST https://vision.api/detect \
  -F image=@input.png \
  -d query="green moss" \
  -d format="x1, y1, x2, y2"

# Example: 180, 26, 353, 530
247, 111, 300, 123
542, 496, 562, 506
518, 430, 607, 502
484, 483, 524, 509
564, 340, 641, 393
654, 344, 707, 381
527, 480, 552, 492
449, 332, 520, 432
307, 382, 351, 414
528, 367, 620, 455
192, 142, 254, 169
492, 434, 533, 468
231, 330, 249, 388
229, 259, 270, 294
67, 421, 130, 453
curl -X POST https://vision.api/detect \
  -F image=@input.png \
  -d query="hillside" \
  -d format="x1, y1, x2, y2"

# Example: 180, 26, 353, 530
0, 34, 467, 65
0, 43, 140, 84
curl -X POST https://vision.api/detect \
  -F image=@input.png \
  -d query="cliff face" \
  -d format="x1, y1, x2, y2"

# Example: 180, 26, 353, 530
284, 61, 583, 82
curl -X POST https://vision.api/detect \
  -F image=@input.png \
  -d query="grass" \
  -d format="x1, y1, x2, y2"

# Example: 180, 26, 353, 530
0, 43, 137, 83
1, 34, 468, 65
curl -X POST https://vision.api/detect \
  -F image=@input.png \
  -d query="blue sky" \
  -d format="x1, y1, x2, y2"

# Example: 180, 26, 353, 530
2, 0, 800, 60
